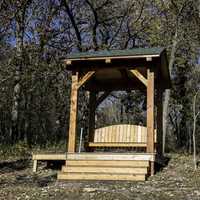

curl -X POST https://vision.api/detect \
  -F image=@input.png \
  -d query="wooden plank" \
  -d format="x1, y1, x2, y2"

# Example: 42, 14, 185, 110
130, 69, 147, 86
146, 57, 152, 61
68, 72, 79, 152
108, 126, 111, 142
105, 126, 109, 142
33, 160, 37, 172
66, 153, 155, 161
129, 125, 133, 142
64, 54, 159, 62
146, 69, 155, 166
92, 125, 157, 144
105, 58, 111, 63
116, 125, 120, 142
142, 127, 146, 143
112, 125, 117, 142
101, 127, 106, 143
58, 173, 146, 181
94, 129, 98, 142
119, 125, 123, 142
62, 166, 147, 174
127, 125, 131, 142
88, 142, 147, 147
66, 160, 149, 167
77, 71, 95, 89
66, 60, 72, 65
32, 154, 66, 160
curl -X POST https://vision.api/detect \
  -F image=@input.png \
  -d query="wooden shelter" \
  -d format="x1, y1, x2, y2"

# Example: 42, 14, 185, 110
57, 47, 170, 181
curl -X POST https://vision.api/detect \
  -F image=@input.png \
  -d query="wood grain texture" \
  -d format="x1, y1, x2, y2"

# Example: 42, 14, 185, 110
130, 69, 147, 86
62, 166, 147, 174
58, 173, 146, 181
77, 71, 95, 89
68, 72, 79, 152
32, 154, 66, 160
66, 153, 155, 161
65, 160, 149, 167
147, 69, 155, 154
88, 142, 147, 147
90, 124, 156, 147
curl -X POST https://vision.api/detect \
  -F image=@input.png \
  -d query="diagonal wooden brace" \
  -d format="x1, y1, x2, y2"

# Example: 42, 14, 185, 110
77, 71, 95, 89
129, 69, 147, 87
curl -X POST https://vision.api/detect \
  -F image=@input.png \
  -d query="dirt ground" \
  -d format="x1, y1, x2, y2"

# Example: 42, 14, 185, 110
0, 154, 200, 200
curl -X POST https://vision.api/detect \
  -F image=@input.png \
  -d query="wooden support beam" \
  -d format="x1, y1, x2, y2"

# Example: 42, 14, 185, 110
95, 91, 111, 108
147, 68, 155, 175
66, 60, 72, 65
146, 57, 152, 62
33, 160, 37, 172
105, 58, 111, 63
156, 85, 163, 156
147, 68, 154, 154
88, 91, 96, 143
130, 69, 147, 87
77, 71, 95, 89
68, 72, 79, 153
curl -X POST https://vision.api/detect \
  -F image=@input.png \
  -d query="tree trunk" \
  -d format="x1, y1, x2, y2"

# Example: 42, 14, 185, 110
192, 93, 198, 170
11, 19, 24, 143
162, 28, 178, 154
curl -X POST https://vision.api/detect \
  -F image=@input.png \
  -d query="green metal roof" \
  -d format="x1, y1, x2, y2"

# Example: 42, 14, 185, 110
67, 47, 165, 60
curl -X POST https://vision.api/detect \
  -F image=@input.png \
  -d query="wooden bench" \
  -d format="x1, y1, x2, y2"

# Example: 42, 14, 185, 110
88, 124, 156, 148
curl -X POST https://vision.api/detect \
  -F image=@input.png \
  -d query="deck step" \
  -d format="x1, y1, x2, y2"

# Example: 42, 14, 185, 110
58, 153, 152, 181
58, 172, 146, 181
66, 153, 155, 161
62, 166, 147, 174
66, 160, 149, 167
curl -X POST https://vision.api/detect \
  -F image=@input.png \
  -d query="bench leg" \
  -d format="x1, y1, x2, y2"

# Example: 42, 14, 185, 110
33, 160, 37, 172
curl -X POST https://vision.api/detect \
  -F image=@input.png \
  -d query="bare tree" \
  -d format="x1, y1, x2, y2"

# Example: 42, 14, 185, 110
192, 91, 200, 170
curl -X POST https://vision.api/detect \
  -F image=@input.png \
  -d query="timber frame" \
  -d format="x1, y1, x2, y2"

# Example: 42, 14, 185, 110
64, 47, 170, 176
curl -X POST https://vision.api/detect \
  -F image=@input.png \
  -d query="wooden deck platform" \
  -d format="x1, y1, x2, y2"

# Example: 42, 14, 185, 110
62, 153, 154, 181
32, 152, 155, 181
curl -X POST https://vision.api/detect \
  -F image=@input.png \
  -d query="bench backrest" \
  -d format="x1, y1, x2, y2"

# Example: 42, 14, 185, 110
93, 124, 156, 143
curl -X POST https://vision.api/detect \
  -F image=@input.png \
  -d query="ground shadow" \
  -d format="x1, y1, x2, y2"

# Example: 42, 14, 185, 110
155, 156, 170, 173
0, 159, 30, 173
44, 160, 65, 170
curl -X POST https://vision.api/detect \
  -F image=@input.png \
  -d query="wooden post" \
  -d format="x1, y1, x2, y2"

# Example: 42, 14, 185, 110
33, 160, 37, 172
89, 91, 96, 142
157, 85, 163, 157
68, 72, 79, 153
147, 68, 155, 175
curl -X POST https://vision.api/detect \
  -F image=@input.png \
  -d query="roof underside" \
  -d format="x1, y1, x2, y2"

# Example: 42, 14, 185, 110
65, 47, 170, 91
